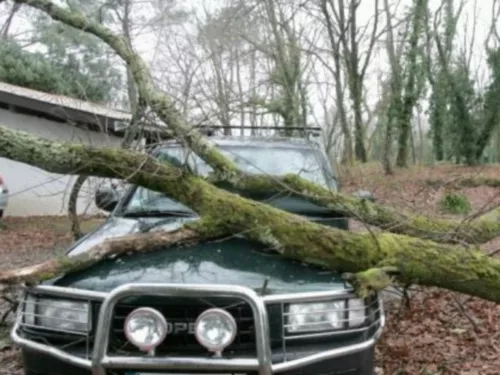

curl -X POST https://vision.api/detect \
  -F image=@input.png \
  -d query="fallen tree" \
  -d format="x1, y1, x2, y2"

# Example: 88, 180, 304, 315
1, 0, 500, 304
3, 126, 500, 303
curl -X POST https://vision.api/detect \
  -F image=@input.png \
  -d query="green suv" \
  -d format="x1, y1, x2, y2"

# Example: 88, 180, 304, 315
12, 129, 384, 375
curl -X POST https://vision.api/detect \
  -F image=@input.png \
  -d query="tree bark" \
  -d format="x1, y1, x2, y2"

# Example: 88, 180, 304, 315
395, 0, 426, 168
320, 0, 353, 165
0, 2, 21, 39
68, 174, 88, 239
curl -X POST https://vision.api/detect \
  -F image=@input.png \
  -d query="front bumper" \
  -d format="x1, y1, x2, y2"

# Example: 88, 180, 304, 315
12, 283, 385, 375
22, 345, 375, 375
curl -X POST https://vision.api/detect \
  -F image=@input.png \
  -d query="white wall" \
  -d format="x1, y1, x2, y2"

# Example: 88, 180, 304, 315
0, 108, 123, 216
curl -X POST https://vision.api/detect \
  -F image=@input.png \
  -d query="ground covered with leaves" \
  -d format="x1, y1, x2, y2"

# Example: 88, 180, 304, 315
344, 163, 500, 374
2, 164, 500, 374
0, 217, 103, 375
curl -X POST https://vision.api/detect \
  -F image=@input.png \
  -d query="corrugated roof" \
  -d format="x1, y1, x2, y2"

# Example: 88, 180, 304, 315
0, 81, 131, 121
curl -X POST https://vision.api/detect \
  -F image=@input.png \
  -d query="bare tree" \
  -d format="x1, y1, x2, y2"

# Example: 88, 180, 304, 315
0, 1, 21, 39
319, 0, 380, 163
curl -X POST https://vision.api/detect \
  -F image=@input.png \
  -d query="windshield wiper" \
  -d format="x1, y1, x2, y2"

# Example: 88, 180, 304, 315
123, 209, 196, 218
121, 210, 197, 233
138, 217, 186, 233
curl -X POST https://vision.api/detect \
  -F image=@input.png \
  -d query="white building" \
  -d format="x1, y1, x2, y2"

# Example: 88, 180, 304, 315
0, 82, 162, 216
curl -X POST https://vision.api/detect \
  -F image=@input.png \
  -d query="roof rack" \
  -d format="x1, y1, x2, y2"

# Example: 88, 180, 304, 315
194, 125, 322, 138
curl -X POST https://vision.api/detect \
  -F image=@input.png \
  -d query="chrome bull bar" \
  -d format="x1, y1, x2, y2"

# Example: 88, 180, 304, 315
11, 283, 385, 375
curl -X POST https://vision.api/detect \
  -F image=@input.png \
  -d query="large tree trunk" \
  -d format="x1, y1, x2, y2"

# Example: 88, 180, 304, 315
395, 0, 426, 168
3, 124, 500, 246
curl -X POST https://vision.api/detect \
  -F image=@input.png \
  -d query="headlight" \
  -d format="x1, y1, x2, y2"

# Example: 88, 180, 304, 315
348, 298, 366, 327
24, 295, 90, 333
194, 308, 237, 353
124, 307, 168, 352
286, 298, 366, 334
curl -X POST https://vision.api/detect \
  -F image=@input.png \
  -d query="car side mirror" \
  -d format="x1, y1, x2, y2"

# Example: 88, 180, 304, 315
353, 189, 376, 202
95, 186, 120, 212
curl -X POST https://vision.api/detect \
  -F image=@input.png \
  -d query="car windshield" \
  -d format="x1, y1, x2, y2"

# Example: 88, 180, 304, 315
123, 144, 334, 215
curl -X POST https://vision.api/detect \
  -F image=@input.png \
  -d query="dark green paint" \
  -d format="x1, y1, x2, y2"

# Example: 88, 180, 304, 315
56, 230, 347, 294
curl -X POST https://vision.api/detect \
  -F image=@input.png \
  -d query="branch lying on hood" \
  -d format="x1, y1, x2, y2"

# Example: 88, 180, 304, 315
0, 226, 204, 285
3, 0, 500, 304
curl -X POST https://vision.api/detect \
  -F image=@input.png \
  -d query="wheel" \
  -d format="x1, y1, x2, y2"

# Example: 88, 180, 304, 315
0, 210, 3, 218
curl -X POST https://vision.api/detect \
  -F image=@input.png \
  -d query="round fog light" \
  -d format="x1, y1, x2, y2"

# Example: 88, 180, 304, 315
194, 308, 237, 353
124, 307, 167, 352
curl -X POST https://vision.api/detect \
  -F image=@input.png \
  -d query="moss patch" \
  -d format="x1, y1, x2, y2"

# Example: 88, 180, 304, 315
438, 191, 472, 214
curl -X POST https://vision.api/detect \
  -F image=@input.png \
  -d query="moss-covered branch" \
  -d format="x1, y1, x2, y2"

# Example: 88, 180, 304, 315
5, 0, 500, 305
0, 227, 202, 285
3, 126, 500, 302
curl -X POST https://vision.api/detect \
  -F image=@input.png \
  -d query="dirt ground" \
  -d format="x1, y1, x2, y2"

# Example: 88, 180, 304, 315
2, 163, 500, 374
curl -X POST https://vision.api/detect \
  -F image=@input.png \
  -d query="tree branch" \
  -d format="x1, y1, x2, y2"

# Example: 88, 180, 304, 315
6, 0, 500, 305
14, 0, 241, 177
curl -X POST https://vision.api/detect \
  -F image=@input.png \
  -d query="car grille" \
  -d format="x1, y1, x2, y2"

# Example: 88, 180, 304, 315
98, 296, 278, 356
19, 291, 382, 364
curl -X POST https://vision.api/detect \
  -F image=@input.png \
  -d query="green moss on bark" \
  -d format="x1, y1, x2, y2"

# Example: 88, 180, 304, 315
343, 267, 399, 298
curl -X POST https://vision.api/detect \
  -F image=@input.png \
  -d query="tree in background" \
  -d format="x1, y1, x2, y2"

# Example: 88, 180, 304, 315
0, 39, 121, 103
319, 0, 380, 163
0, 0, 123, 104
430, 0, 500, 165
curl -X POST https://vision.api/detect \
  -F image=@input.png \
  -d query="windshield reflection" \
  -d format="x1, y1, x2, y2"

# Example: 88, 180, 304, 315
124, 145, 333, 214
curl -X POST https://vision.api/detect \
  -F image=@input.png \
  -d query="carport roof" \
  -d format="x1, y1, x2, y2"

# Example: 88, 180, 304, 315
0, 81, 133, 133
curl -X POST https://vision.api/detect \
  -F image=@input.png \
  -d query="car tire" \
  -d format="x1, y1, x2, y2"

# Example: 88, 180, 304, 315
0, 210, 3, 219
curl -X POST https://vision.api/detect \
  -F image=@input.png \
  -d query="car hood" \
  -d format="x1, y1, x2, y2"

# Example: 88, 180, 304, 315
50, 216, 348, 295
